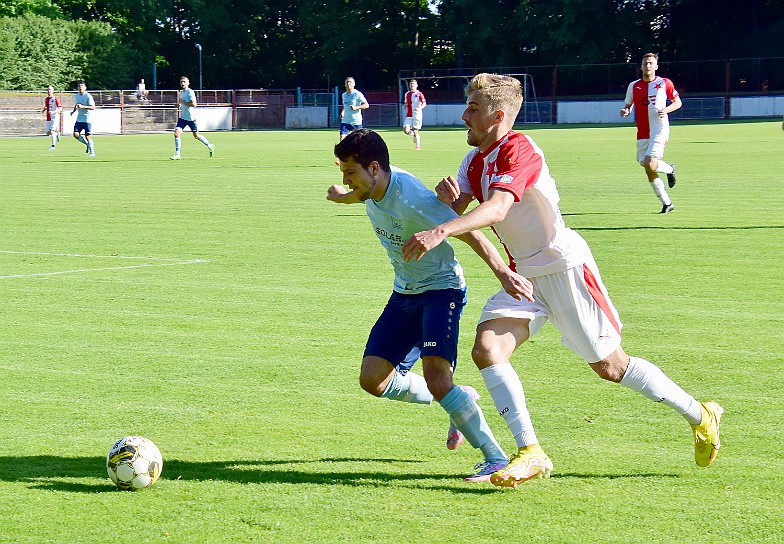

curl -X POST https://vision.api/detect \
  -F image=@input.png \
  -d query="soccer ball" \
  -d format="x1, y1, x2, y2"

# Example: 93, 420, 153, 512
106, 436, 163, 491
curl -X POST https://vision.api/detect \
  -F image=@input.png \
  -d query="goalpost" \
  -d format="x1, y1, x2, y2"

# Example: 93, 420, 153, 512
397, 72, 548, 124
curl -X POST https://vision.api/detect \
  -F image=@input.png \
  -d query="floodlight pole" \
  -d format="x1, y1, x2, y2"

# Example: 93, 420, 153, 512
195, 43, 203, 91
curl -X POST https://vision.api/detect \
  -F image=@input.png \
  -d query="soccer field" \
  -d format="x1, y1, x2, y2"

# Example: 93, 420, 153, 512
1, 122, 782, 543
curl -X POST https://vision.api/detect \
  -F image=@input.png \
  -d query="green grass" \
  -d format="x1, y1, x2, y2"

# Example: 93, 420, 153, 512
1, 122, 782, 543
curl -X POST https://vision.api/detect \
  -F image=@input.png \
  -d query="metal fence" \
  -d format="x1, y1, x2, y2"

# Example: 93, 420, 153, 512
400, 57, 784, 98
3, 57, 784, 135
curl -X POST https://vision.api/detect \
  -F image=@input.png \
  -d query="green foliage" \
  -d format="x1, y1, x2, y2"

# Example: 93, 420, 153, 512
0, 0, 63, 17
4, 0, 784, 89
72, 18, 134, 89
0, 14, 83, 89
0, 123, 783, 542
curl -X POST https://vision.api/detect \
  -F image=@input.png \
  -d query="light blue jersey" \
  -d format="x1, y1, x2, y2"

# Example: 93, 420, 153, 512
74, 92, 94, 122
180, 88, 197, 121
342, 90, 367, 125
366, 167, 465, 294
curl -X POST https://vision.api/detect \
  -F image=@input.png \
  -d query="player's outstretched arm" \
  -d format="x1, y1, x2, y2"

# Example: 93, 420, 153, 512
456, 230, 534, 302
402, 189, 514, 262
327, 184, 361, 204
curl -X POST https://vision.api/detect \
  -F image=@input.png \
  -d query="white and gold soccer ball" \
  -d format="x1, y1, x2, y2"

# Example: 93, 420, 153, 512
106, 436, 163, 491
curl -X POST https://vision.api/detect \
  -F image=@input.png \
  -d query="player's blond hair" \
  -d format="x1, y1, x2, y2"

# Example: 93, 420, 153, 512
467, 73, 523, 120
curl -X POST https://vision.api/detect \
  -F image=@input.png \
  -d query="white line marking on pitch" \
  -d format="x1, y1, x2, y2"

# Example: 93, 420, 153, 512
0, 250, 207, 279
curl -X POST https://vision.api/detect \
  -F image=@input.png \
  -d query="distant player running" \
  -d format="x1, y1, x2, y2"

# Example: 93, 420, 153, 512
403, 79, 427, 150
43, 85, 62, 150
71, 81, 95, 157
170, 76, 215, 160
339, 77, 369, 141
621, 53, 682, 214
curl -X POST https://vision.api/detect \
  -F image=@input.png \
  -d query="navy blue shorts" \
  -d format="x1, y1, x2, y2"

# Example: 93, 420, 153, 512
176, 118, 198, 132
73, 121, 91, 135
340, 123, 362, 136
364, 288, 467, 375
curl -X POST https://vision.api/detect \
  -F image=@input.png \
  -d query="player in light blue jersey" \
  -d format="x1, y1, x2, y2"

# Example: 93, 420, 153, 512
339, 77, 368, 140
170, 76, 215, 160
328, 129, 535, 482
71, 81, 96, 157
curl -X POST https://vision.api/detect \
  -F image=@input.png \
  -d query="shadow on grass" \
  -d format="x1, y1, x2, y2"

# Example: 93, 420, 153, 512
575, 224, 784, 230
0, 455, 507, 494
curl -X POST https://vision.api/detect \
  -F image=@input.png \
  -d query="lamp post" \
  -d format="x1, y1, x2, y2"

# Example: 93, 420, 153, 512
195, 43, 203, 91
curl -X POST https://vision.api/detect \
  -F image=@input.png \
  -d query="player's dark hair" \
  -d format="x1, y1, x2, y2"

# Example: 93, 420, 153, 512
642, 52, 659, 62
334, 129, 391, 172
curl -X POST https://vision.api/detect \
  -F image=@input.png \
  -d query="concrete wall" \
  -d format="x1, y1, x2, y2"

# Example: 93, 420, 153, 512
730, 96, 784, 117
62, 108, 122, 134
557, 100, 633, 124
286, 106, 329, 128
197, 107, 233, 131
59, 106, 232, 134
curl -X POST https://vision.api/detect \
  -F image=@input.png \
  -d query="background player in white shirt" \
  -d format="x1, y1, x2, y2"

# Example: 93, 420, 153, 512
42, 85, 61, 150
403, 73, 722, 488
621, 53, 682, 214
403, 79, 426, 150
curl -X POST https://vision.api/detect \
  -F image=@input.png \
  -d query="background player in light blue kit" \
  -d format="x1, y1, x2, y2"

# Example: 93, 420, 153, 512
339, 77, 368, 140
327, 129, 535, 482
71, 81, 95, 157
171, 75, 215, 160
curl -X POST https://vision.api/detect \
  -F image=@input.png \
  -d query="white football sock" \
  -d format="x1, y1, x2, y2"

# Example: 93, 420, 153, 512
199, 135, 212, 147
650, 178, 672, 205
480, 364, 539, 448
656, 161, 674, 174
620, 356, 702, 425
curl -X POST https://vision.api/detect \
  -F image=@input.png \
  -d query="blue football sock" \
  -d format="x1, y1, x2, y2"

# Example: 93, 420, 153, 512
380, 371, 433, 405
439, 386, 506, 463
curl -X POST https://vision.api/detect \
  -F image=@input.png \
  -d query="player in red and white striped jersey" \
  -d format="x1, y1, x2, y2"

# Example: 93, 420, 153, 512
621, 53, 682, 213
403, 73, 722, 487
403, 79, 426, 150
42, 85, 62, 150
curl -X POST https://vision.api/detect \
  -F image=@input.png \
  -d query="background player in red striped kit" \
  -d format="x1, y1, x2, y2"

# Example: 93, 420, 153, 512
42, 85, 62, 150
621, 53, 682, 214
403, 79, 427, 150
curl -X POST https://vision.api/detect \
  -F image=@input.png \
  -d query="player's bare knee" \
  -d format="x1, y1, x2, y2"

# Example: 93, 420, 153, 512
358, 372, 385, 397
471, 342, 508, 368
422, 370, 452, 401
590, 351, 629, 383
359, 357, 392, 397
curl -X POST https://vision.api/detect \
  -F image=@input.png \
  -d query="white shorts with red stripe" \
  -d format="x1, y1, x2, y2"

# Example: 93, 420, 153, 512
478, 259, 623, 363
636, 132, 668, 163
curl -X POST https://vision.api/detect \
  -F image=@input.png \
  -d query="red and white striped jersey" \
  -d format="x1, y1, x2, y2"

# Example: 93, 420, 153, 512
624, 77, 679, 140
44, 96, 61, 121
456, 131, 591, 277
405, 90, 426, 117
